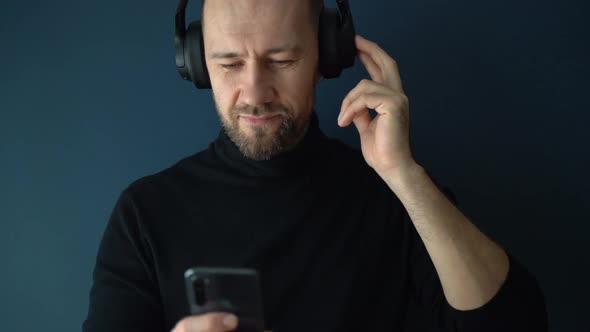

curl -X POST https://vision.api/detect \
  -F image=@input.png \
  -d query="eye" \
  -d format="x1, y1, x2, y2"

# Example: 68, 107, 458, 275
221, 63, 241, 69
270, 60, 294, 66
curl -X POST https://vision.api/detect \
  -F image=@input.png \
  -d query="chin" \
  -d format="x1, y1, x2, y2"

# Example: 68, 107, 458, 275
237, 127, 284, 160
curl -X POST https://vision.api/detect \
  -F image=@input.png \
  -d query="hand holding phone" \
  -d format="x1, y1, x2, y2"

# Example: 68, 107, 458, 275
182, 267, 266, 332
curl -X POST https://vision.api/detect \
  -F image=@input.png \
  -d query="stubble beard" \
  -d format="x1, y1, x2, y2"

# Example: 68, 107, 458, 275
217, 102, 312, 161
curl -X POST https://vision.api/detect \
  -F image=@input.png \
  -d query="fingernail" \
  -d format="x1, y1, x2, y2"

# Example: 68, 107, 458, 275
223, 314, 238, 328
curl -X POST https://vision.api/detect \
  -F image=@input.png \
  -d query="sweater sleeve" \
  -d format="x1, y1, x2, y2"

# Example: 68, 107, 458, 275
82, 188, 165, 332
405, 186, 549, 332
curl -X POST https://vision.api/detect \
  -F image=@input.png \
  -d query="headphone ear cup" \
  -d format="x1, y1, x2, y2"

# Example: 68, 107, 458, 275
318, 7, 342, 78
185, 21, 211, 89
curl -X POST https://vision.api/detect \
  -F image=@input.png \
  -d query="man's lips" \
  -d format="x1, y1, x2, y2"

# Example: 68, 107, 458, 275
239, 114, 280, 119
239, 114, 280, 125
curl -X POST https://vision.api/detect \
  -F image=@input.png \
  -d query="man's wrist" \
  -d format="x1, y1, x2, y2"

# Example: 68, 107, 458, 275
379, 162, 426, 195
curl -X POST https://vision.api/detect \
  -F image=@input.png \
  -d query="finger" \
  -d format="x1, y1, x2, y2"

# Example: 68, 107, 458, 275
340, 79, 389, 118
355, 35, 400, 87
352, 110, 372, 135
339, 93, 369, 131
358, 51, 384, 84
172, 312, 238, 332
355, 35, 404, 92
339, 93, 386, 128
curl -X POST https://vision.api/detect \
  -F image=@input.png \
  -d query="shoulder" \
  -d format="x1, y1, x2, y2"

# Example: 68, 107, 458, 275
122, 148, 213, 202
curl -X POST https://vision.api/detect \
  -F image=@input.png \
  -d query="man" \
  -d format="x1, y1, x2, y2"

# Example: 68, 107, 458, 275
83, 1, 548, 331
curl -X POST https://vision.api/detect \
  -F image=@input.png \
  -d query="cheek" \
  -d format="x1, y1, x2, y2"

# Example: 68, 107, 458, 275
277, 71, 315, 104
211, 77, 240, 112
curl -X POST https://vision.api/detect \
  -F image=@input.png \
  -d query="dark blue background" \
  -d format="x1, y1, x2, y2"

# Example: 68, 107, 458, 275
1, 0, 588, 331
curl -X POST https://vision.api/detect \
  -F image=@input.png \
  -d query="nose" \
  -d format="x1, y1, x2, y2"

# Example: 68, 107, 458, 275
239, 61, 275, 107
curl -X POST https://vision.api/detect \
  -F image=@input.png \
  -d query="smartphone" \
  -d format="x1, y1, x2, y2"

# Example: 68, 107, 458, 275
184, 266, 265, 332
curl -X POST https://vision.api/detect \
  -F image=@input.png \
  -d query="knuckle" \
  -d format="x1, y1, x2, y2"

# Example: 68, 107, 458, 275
360, 78, 371, 86
402, 94, 409, 105
384, 57, 398, 70
392, 94, 409, 108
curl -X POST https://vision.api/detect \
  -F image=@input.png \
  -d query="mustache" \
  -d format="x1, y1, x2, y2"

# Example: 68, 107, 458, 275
233, 103, 289, 117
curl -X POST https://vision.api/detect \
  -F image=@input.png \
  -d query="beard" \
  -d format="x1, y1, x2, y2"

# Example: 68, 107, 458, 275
216, 101, 311, 161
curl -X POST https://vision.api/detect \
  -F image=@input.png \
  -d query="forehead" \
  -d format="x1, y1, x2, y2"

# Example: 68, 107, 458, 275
203, 0, 311, 51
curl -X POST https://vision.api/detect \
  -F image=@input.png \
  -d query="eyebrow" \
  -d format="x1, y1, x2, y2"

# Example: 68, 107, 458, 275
209, 45, 303, 59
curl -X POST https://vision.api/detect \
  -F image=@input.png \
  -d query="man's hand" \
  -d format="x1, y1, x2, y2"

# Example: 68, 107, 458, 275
171, 312, 239, 332
338, 36, 514, 316
171, 312, 272, 332
338, 35, 417, 178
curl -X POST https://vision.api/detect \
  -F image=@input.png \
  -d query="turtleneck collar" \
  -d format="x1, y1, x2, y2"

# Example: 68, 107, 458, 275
212, 111, 328, 177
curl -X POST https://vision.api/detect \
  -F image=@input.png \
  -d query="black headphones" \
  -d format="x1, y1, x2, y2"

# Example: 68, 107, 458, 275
175, 0, 356, 89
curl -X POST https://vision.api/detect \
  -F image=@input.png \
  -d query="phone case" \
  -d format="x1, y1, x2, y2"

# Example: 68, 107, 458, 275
184, 267, 265, 332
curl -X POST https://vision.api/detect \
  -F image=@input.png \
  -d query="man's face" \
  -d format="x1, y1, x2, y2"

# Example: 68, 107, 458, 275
203, 0, 320, 160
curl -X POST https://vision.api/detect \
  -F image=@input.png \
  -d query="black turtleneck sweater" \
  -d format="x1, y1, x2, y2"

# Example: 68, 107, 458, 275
82, 111, 548, 332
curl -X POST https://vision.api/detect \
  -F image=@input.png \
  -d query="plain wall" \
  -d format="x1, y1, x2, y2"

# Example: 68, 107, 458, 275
1, 0, 588, 331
